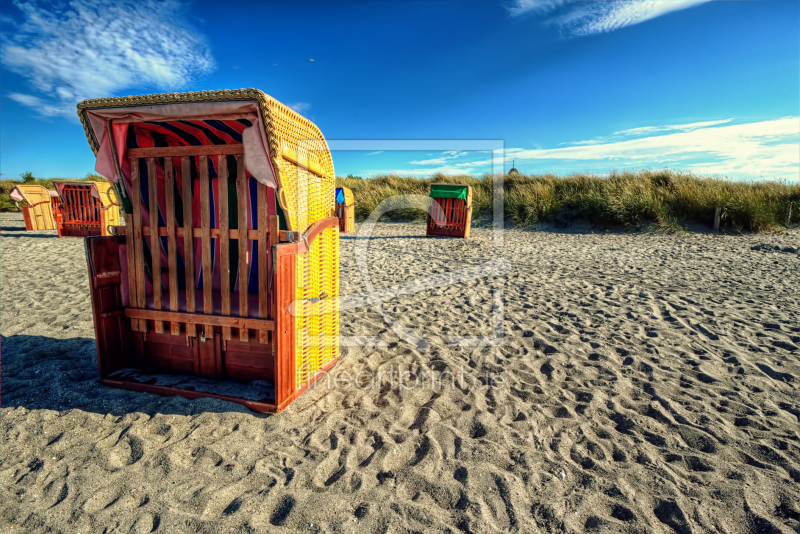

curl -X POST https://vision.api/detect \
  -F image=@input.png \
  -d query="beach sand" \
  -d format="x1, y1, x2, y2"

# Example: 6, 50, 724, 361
1, 211, 798, 533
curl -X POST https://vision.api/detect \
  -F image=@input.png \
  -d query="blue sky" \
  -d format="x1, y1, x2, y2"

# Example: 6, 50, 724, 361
1, 0, 798, 180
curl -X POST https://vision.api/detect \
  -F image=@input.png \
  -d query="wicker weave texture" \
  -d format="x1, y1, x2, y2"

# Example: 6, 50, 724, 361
94, 182, 122, 227
294, 225, 339, 388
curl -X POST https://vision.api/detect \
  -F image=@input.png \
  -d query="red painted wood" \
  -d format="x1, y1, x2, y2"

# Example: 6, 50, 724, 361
85, 236, 135, 378
100, 379, 275, 413
274, 252, 296, 407
277, 357, 338, 412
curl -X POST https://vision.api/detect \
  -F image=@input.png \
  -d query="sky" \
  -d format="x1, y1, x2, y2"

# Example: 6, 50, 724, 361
1, 0, 798, 181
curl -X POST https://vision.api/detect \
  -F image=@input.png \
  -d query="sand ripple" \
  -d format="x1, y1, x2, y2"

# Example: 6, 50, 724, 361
2, 213, 798, 533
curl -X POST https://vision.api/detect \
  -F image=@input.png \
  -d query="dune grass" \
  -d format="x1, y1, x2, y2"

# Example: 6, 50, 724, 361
337, 169, 799, 233
0, 174, 109, 212
3, 169, 795, 233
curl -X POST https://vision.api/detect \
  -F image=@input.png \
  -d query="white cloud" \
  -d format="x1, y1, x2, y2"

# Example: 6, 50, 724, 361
614, 119, 733, 136
509, 0, 711, 36
289, 102, 311, 114
1, 0, 215, 118
409, 151, 467, 166
508, 0, 571, 16
506, 117, 800, 180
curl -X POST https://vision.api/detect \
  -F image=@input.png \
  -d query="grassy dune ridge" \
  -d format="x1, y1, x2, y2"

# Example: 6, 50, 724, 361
2, 170, 796, 232
337, 170, 800, 232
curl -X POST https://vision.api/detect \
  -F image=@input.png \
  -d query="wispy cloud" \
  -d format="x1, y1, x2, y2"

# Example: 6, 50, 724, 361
409, 151, 468, 166
367, 151, 497, 176
288, 102, 311, 114
614, 119, 733, 136
509, 0, 711, 36
1, 0, 215, 118
506, 117, 799, 180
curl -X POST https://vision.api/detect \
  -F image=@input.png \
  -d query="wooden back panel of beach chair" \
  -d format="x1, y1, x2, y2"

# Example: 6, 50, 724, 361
426, 185, 472, 238
56, 182, 119, 236
123, 144, 278, 354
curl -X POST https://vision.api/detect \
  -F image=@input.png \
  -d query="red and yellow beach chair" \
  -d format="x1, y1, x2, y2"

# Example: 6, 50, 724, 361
9, 185, 57, 231
77, 89, 339, 412
52, 181, 122, 237
426, 184, 472, 238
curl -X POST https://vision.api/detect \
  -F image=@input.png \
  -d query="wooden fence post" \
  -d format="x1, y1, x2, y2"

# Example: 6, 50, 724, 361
713, 207, 721, 232
786, 202, 793, 227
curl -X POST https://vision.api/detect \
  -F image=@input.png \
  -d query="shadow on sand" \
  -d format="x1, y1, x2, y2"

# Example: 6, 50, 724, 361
1, 334, 269, 418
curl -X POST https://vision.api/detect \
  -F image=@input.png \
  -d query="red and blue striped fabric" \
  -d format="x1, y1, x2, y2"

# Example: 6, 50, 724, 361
126, 120, 277, 318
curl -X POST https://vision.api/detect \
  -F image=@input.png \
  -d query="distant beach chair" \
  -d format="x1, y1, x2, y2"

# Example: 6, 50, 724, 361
335, 186, 355, 233
52, 181, 122, 237
77, 88, 340, 413
426, 184, 472, 238
10, 185, 57, 231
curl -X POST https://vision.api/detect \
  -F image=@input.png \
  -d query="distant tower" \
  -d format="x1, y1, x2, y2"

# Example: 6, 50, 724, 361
508, 160, 519, 175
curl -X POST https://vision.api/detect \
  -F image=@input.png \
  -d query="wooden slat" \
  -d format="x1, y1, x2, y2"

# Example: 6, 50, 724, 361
236, 157, 249, 342
218, 156, 231, 342
141, 227, 266, 240
135, 226, 291, 241
124, 212, 139, 331
165, 158, 180, 336
182, 156, 196, 338
130, 158, 146, 332
269, 214, 280, 321
257, 183, 268, 344
147, 158, 163, 333
125, 308, 275, 330
199, 156, 213, 340
128, 144, 243, 159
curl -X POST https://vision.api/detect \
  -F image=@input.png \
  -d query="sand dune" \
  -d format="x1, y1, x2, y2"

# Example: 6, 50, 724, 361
2, 211, 798, 533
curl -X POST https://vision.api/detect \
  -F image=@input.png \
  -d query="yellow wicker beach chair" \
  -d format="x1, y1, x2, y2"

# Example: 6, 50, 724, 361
77, 88, 339, 412
10, 185, 57, 231
335, 186, 355, 233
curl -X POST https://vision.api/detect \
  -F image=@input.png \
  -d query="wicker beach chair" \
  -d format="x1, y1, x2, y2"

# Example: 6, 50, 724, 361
9, 185, 57, 231
52, 181, 122, 237
335, 186, 355, 233
77, 89, 340, 413
426, 184, 472, 238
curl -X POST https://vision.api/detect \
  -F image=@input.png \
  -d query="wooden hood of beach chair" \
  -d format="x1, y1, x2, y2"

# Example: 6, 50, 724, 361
77, 89, 340, 412
14, 185, 57, 231
427, 184, 472, 238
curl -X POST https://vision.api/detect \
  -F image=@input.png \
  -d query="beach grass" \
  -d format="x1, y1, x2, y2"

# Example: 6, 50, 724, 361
2, 170, 795, 233
337, 169, 799, 232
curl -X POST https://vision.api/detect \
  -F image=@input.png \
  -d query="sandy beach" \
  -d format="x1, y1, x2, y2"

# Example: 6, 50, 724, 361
1, 211, 798, 534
